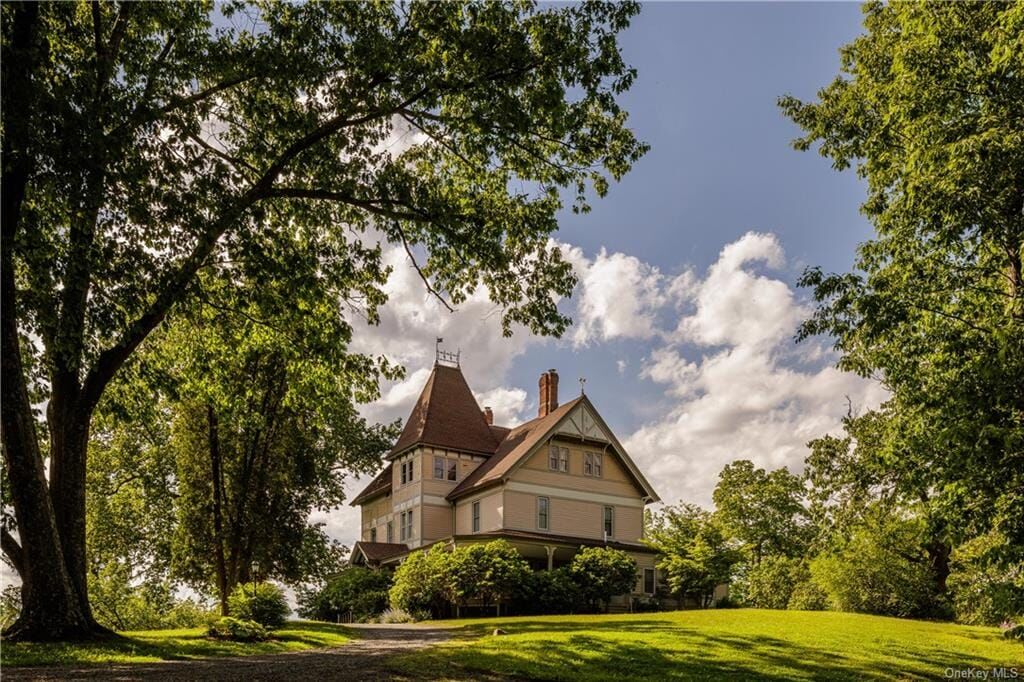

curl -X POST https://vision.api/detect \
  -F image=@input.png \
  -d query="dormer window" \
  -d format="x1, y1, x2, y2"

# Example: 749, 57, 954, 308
584, 452, 603, 477
548, 444, 568, 472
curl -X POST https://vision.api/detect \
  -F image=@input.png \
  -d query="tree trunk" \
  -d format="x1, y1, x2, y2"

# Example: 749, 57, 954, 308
926, 539, 951, 595
208, 405, 229, 616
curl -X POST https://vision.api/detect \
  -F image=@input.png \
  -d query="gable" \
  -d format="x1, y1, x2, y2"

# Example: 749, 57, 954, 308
555, 403, 610, 443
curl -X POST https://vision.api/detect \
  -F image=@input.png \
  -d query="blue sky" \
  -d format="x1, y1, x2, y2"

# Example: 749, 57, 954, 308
331, 2, 888, 546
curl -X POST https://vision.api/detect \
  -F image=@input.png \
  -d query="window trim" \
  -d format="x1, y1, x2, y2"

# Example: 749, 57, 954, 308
643, 567, 656, 595
603, 505, 614, 538
447, 458, 458, 481
537, 496, 550, 531
432, 455, 459, 482
471, 501, 480, 533
433, 456, 445, 480
387, 520, 393, 543
548, 444, 568, 473
584, 452, 603, 478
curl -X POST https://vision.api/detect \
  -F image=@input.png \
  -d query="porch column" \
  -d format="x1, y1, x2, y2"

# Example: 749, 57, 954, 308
544, 545, 556, 571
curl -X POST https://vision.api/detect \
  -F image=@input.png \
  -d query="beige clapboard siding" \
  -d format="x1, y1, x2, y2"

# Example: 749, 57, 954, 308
420, 503, 452, 541
517, 441, 642, 498
454, 489, 503, 534
504, 490, 644, 542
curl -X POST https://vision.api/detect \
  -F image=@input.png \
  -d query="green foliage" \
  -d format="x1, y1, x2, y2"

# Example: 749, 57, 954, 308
713, 461, 810, 563
787, 581, 829, 612
781, 0, 1024, 593
227, 582, 289, 629
645, 504, 742, 607
514, 568, 584, 616
2, 0, 646, 637
1, 584, 20, 630
1003, 623, 1024, 642
742, 556, 808, 610
444, 540, 531, 609
298, 568, 392, 623
206, 617, 269, 642
948, 532, 1024, 626
810, 511, 939, 619
568, 547, 638, 612
389, 545, 452, 617
88, 562, 212, 631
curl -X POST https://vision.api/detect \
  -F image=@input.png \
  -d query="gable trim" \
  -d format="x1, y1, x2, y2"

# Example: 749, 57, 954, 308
502, 395, 660, 502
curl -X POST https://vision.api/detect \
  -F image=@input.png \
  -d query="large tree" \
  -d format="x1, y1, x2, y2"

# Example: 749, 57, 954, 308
779, 3, 1024, 565
1, 1, 646, 639
712, 460, 810, 564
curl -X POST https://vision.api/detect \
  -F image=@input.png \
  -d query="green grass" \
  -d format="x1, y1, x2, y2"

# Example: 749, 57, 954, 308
0, 620, 355, 668
394, 609, 1022, 681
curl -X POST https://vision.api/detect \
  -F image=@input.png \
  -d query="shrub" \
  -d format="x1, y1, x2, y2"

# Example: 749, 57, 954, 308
632, 596, 662, 612
1001, 622, 1024, 642
375, 608, 419, 624
744, 556, 807, 610
389, 545, 451, 617
569, 547, 637, 612
713, 595, 739, 609
788, 580, 829, 611
207, 616, 269, 641
444, 540, 531, 611
298, 567, 392, 623
228, 582, 289, 629
513, 568, 583, 615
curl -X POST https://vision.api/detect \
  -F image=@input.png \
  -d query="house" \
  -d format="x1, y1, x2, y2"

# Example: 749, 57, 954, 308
350, 358, 662, 607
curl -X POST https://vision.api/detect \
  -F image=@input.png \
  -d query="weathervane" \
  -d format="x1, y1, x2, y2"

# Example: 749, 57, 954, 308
579, 376, 586, 395
435, 337, 460, 367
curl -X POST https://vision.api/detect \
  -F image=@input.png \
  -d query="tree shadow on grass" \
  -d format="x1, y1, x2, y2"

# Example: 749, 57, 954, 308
401, 618, 1012, 681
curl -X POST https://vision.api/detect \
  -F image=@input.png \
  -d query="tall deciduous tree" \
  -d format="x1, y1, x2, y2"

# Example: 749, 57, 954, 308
712, 460, 809, 564
780, 2, 1024, 568
1, 1, 646, 639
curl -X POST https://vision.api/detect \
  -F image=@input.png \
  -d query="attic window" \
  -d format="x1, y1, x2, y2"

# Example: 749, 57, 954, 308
400, 460, 415, 485
548, 445, 568, 472
584, 452, 603, 477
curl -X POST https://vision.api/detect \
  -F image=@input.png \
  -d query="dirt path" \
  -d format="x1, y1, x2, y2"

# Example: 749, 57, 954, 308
2, 623, 467, 681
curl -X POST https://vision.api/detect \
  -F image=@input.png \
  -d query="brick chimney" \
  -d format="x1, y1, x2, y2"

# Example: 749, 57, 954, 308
538, 369, 559, 418
482, 406, 493, 425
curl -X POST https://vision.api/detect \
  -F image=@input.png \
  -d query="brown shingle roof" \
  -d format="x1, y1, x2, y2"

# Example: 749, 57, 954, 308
388, 365, 500, 458
447, 397, 584, 500
350, 464, 392, 506
351, 541, 408, 563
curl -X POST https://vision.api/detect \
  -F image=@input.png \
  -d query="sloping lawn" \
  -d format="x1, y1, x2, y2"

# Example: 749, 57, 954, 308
1, 620, 354, 667
394, 609, 1022, 681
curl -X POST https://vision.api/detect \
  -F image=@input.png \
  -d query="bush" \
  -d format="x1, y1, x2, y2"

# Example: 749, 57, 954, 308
632, 596, 662, 613
444, 540, 530, 611
513, 568, 583, 615
228, 582, 289, 629
744, 556, 806, 610
788, 581, 828, 611
298, 567, 392, 623
569, 547, 638, 612
389, 545, 451, 617
207, 616, 269, 641
1001, 622, 1024, 642
375, 608, 419, 624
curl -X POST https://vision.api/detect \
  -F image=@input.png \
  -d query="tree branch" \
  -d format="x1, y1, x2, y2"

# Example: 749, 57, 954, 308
1, 529, 24, 578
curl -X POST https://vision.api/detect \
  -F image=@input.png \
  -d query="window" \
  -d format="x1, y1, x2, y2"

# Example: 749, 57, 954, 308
643, 568, 656, 595
400, 459, 414, 485
433, 456, 459, 481
603, 506, 614, 538
387, 521, 393, 543
400, 510, 414, 541
472, 501, 480, 532
548, 444, 568, 472
370, 528, 377, 542
584, 452, 603, 477
537, 496, 549, 530
400, 462, 407, 484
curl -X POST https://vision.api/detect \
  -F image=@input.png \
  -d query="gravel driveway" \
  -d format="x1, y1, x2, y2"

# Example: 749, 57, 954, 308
2, 623, 464, 681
